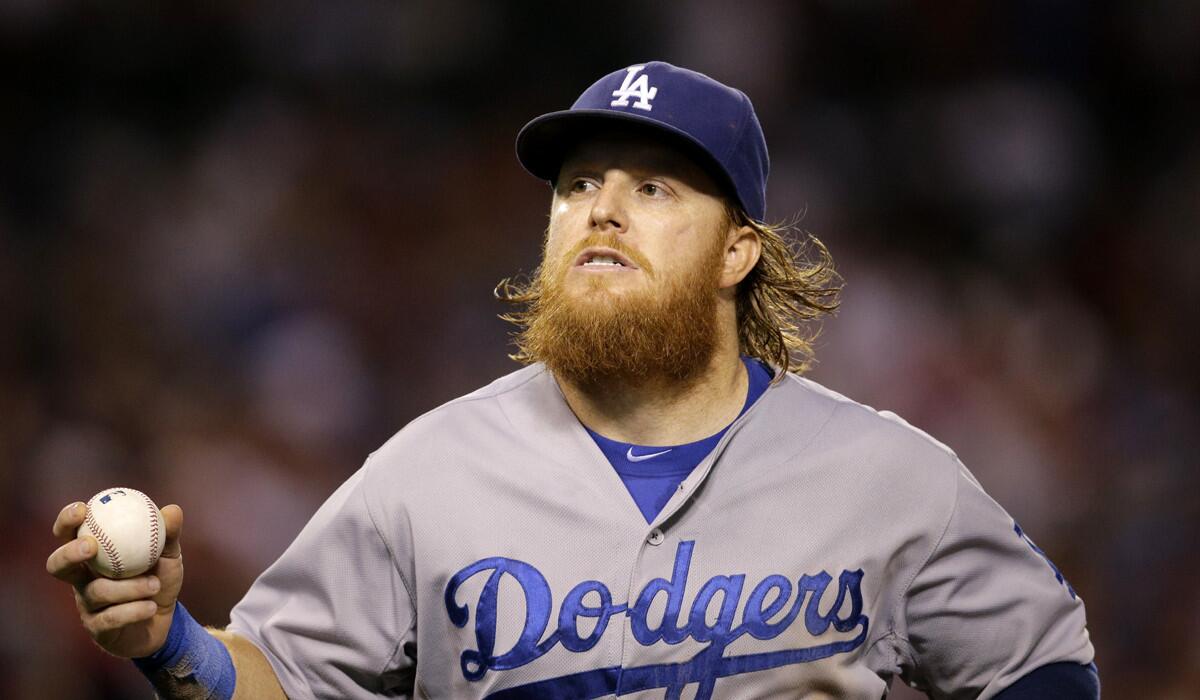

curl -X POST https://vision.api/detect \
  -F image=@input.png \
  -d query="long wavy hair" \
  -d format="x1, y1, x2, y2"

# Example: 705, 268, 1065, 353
496, 206, 842, 378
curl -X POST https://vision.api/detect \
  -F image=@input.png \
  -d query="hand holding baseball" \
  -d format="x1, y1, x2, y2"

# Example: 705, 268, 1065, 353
46, 493, 185, 659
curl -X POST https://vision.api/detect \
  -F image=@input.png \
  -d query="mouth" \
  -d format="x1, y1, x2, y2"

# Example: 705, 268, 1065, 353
573, 247, 639, 270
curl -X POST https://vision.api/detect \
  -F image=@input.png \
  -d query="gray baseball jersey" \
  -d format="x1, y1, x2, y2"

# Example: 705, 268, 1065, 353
228, 364, 1093, 699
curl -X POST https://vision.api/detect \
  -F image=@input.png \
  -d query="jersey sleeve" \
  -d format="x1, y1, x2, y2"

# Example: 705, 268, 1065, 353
227, 462, 417, 698
897, 459, 1095, 699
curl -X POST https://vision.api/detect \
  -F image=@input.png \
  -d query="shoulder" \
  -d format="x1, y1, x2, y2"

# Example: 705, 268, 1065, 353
417, 361, 551, 418
742, 372, 968, 531
359, 363, 559, 485
765, 372, 961, 469
373, 362, 548, 452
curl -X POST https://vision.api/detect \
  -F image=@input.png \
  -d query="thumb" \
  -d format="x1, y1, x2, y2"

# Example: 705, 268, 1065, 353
159, 504, 184, 559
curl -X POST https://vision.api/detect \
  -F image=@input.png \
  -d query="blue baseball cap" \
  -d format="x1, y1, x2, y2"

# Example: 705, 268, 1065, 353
516, 61, 770, 222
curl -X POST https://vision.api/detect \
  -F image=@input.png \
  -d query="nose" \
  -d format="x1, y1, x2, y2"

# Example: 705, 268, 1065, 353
588, 181, 628, 234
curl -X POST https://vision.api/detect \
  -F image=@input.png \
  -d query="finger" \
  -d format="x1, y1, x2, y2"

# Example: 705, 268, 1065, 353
160, 504, 183, 559
52, 502, 88, 541
46, 537, 97, 586
82, 599, 158, 636
76, 575, 161, 613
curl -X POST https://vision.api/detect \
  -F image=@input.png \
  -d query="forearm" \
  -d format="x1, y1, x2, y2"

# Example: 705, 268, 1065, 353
211, 629, 288, 700
136, 603, 286, 700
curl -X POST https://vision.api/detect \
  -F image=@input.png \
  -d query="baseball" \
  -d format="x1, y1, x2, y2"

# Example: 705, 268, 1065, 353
76, 487, 165, 580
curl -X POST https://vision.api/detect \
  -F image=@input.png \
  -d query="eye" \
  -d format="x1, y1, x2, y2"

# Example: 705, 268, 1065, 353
568, 178, 597, 194
638, 182, 666, 197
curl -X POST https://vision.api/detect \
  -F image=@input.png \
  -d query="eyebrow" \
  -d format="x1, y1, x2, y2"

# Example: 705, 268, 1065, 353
559, 158, 698, 184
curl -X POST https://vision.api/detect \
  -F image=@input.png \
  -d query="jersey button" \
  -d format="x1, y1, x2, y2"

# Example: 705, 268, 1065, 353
647, 529, 665, 546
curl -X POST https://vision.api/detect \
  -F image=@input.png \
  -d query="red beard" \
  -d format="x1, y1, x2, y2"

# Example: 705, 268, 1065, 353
518, 231, 727, 389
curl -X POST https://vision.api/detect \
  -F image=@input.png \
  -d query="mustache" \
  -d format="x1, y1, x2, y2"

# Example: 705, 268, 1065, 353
557, 233, 654, 275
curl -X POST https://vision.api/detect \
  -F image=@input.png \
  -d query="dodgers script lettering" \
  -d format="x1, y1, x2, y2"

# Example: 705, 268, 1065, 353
445, 541, 869, 699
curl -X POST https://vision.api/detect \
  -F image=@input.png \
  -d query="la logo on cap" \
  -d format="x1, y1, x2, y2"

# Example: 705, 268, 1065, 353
610, 65, 657, 111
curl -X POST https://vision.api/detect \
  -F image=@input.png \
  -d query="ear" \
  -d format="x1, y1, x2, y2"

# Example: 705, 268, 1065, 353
718, 223, 761, 289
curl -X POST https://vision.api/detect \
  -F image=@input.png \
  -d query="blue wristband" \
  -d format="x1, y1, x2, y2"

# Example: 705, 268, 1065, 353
133, 602, 237, 700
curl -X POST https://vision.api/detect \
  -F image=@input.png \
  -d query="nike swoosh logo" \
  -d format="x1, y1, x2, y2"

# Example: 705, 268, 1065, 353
626, 447, 672, 462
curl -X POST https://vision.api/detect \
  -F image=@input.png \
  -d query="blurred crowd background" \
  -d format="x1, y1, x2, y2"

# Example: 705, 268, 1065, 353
2, 1, 1197, 698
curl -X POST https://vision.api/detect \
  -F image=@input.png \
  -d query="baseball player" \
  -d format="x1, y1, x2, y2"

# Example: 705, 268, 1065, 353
47, 62, 1098, 699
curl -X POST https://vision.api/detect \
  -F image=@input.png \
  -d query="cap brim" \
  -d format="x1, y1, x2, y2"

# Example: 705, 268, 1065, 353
515, 109, 733, 195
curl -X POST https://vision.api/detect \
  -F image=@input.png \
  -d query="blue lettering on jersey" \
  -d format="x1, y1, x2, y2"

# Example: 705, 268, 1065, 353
1014, 520, 1077, 599
444, 541, 869, 699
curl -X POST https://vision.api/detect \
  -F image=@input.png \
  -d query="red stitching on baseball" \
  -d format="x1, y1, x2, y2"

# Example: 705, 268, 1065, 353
143, 492, 161, 563
84, 506, 125, 578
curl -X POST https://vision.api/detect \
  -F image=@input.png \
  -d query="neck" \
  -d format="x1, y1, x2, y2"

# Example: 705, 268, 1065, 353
556, 339, 748, 446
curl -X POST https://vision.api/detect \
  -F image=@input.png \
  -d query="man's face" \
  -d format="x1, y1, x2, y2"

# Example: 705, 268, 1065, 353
542, 130, 731, 304
519, 129, 735, 388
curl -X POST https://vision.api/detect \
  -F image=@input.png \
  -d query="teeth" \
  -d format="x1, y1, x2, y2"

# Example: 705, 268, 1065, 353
584, 255, 624, 267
